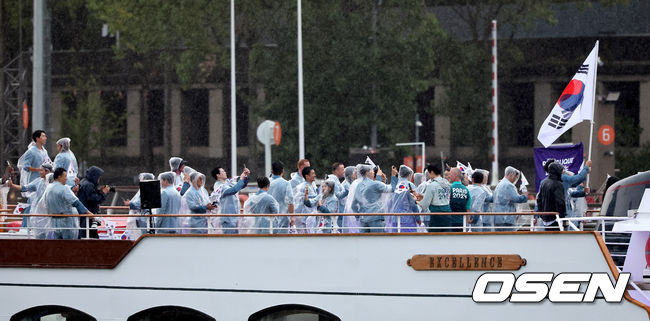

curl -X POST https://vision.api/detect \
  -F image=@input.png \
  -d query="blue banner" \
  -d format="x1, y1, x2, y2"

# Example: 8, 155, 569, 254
533, 142, 584, 192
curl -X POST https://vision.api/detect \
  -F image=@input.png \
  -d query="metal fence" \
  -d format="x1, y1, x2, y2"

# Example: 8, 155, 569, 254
0, 207, 561, 239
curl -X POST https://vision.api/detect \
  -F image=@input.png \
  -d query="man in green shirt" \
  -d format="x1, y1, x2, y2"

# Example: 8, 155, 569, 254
449, 168, 471, 232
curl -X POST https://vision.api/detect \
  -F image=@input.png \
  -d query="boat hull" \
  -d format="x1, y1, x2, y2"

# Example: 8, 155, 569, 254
0, 232, 647, 320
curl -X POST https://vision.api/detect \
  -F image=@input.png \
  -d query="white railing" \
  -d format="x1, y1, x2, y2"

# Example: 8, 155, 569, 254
557, 215, 632, 268
0, 210, 560, 239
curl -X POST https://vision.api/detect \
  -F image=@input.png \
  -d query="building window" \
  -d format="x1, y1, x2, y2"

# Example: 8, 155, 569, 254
501, 82, 534, 147
147, 90, 165, 147
100, 90, 127, 147
223, 87, 249, 147
609, 81, 640, 147
416, 87, 435, 146
182, 89, 210, 147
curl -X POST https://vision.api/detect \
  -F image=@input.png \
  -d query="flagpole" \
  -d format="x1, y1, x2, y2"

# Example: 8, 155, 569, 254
490, 20, 499, 186
586, 41, 599, 188
297, 0, 305, 160
230, 0, 237, 177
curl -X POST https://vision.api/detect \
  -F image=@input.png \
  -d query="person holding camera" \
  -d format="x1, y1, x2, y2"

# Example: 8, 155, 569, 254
77, 165, 111, 238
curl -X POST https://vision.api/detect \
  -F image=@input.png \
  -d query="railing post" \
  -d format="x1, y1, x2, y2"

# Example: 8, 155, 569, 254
601, 220, 606, 243
269, 215, 273, 234
397, 215, 401, 233
86, 216, 90, 239
26, 216, 32, 238
462, 215, 467, 232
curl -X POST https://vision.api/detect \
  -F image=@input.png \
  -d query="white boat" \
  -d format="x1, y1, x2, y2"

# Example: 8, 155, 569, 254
0, 221, 648, 320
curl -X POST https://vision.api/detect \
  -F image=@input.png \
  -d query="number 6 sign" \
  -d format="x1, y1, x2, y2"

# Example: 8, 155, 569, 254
598, 125, 614, 145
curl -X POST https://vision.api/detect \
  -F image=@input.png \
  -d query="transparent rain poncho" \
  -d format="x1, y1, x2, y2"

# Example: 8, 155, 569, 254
53, 137, 78, 187
181, 171, 211, 234
30, 173, 55, 239
302, 179, 337, 234
125, 172, 155, 240
344, 164, 394, 232
35, 177, 80, 239
169, 157, 185, 187
169, 157, 183, 172
245, 190, 280, 234
210, 170, 249, 235
267, 175, 293, 232
492, 167, 528, 226
178, 167, 197, 232
385, 165, 420, 233
154, 171, 181, 233
413, 172, 425, 188
342, 166, 364, 233
467, 184, 488, 227
567, 185, 588, 220
17, 142, 52, 198
292, 180, 319, 233
332, 166, 356, 232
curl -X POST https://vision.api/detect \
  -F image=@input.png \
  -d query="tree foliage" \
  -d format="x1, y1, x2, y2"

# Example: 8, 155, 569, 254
5, 0, 635, 177
247, 0, 444, 172
60, 76, 126, 164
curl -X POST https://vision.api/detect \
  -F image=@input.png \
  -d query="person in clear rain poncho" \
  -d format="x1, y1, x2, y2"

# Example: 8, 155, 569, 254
560, 160, 591, 226
155, 171, 181, 234
267, 161, 294, 233
124, 173, 155, 239
292, 166, 319, 233
177, 166, 197, 196
303, 179, 338, 233
346, 164, 398, 233
385, 165, 420, 233
328, 162, 348, 213
29, 173, 54, 238
182, 171, 216, 234
415, 168, 431, 227
53, 137, 78, 187
413, 172, 425, 189
17, 131, 52, 228
466, 171, 491, 231
290, 159, 311, 191
17, 130, 51, 192
211, 166, 250, 234
473, 169, 494, 231
247, 177, 280, 234
492, 166, 528, 230
42, 168, 91, 239
325, 162, 348, 231
7, 163, 54, 233
168, 157, 187, 190
337, 166, 357, 232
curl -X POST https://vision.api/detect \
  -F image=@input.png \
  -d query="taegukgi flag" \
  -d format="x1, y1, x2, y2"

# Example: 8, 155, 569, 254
537, 41, 599, 147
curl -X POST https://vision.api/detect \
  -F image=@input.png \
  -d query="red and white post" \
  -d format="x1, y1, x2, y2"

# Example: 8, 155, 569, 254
490, 20, 499, 186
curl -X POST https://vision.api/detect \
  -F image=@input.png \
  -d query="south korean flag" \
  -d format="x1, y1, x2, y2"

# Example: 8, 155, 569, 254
537, 41, 598, 147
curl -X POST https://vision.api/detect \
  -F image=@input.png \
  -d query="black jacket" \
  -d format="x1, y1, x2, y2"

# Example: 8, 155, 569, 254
78, 166, 106, 214
537, 162, 566, 222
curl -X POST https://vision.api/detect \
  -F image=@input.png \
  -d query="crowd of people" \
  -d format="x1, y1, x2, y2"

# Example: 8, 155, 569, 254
0, 129, 594, 239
